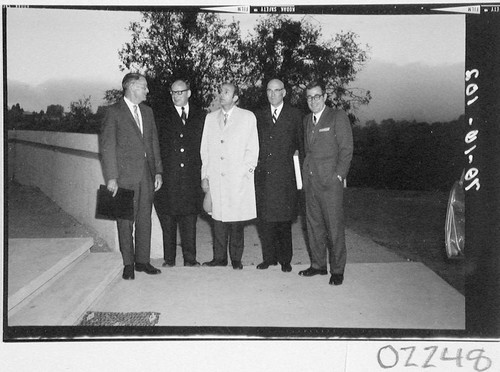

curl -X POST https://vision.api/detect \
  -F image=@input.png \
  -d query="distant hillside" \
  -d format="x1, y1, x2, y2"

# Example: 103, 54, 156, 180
8, 60, 465, 123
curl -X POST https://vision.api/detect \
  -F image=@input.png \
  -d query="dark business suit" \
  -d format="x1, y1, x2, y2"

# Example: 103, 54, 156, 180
255, 104, 303, 265
154, 104, 205, 265
302, 106, 353, 275
100, 98, 163, 266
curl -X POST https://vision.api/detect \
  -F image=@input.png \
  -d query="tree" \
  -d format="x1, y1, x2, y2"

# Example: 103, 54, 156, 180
69, 96, 93, 119
118, 11, 245, 111
118, 11, 371, 122
7, 103, 25, 129
46, 104, 64, 118
67, 96, 94, 132
103, 89, 123, 106
243, 15, 371, 119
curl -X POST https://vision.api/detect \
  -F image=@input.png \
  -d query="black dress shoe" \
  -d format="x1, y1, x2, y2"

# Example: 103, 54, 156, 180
256, 261, 276, 269
135, 262, 161, 274
232, 261, 243, 270
162, 261, 175, 267
298, 267, 327, 277
202, 259, 228, 267
329, 274, 344, 285
122, 265, 135, 280
184, 260, 201, 267
281, 263, 292, 272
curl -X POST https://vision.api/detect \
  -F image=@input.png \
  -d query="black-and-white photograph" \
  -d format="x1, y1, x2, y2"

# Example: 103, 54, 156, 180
3, 1, 500, 365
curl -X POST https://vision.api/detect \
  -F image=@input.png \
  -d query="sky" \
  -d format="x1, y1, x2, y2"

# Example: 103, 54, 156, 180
6, 6, 465, 123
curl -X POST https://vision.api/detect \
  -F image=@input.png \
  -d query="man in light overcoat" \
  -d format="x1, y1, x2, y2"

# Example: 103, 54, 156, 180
200, 82, 259, 269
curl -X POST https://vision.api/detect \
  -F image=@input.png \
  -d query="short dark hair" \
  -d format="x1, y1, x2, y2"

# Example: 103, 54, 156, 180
171, 79, 191, 91
305, 80, 326, 94
122, 73, 145, 92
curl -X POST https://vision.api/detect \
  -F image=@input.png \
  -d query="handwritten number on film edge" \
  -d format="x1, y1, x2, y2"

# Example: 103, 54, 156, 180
464, 69, 480, 192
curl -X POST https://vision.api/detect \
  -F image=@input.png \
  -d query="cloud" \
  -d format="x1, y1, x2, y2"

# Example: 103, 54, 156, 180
352, 60, 465, 124
7, 78, 118, 113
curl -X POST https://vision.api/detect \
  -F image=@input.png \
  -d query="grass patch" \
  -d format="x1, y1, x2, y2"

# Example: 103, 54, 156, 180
345, 187, 465, 295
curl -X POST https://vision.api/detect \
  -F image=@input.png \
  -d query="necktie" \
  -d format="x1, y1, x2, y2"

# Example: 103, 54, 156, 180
133, 105, 142, 133
181, 106, 187, 124
224, 113, 228, 127
313, 115, 317, 125
272, 109, 278, 124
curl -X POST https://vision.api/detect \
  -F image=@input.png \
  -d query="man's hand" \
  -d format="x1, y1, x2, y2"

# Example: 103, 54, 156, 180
107, 179, 118, 197
154, 174, 163, 191
201, 178, 209, 193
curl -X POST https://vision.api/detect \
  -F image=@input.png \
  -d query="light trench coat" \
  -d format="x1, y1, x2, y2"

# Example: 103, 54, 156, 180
200, 106, 259, 222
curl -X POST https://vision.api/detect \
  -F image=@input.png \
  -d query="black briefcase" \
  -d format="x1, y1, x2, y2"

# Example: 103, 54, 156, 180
96, 185, 134, 221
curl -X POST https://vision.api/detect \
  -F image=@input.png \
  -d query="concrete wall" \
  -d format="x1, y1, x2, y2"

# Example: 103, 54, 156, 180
7, 130, 164, 256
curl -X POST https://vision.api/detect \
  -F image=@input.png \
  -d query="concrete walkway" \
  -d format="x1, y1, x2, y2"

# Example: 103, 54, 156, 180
7, 182, 465, 331
93, 261, 463, 329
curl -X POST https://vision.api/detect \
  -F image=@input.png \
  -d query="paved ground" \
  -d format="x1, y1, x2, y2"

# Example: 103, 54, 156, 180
7, 181, 404, 265
6, 182, 465, 331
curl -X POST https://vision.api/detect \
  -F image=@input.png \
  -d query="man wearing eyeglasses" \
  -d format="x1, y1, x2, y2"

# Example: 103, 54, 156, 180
254, 79, 304, 273
299, 80, 353, 286
100, 72, 163, 280
200, 82, 259, 269
154, 79, 206, 268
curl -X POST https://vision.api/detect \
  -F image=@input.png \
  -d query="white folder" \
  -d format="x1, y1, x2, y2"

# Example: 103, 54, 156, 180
293, 150, 302, 190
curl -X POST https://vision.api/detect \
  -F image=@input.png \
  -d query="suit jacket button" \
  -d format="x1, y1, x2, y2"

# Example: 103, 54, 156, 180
180, 148, 185, 152
180, 163, 185, 167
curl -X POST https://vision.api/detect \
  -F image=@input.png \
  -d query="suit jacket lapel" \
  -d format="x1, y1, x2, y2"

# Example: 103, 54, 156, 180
120, 99, 144, 140
316, 107, 328, 129
307, 113, 316, 147
310, 107, 331, 146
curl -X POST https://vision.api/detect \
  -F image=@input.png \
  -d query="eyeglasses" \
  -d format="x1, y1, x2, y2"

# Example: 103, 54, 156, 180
170, 89, 189, 96
306, 94, 324, 102
267, 88, 284, 94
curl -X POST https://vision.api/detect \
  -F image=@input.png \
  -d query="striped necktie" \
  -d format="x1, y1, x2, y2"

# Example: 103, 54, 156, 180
181, 106, 187, 124
272, 108, 278, 124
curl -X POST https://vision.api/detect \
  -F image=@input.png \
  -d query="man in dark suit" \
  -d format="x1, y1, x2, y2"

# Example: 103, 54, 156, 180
255, 78, 303, 273
299, 80, 353, 286
100, 72, 163, 280
154, 79, 205, 267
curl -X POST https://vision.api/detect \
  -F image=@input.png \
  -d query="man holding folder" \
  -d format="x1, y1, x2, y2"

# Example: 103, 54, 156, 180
100, 72, 163, 280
